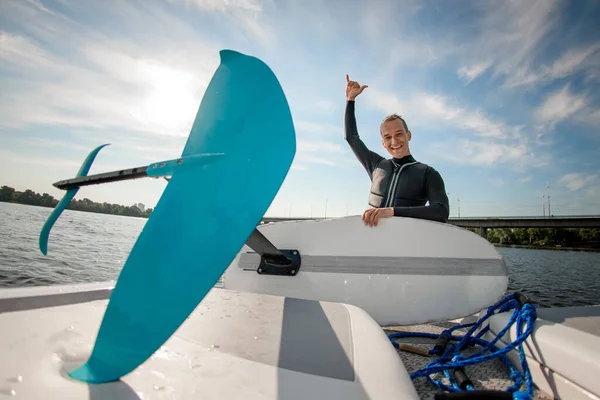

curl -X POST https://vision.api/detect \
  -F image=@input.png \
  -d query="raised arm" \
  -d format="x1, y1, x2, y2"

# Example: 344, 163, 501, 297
344, 76, 383, 179
392, 167, 450, 223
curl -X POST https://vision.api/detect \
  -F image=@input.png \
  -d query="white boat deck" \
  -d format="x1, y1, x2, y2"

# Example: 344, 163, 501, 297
4, 282, 599, 399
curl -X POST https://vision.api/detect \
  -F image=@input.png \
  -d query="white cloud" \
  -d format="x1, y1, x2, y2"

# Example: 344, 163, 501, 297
297, 140, 344, 154
0, 148, 84, 170
457, 0, 563, 87
172, 0, 264, 13
364, 88, 516, 140
361, 86, 555, 171
0, 38, 212, 136
587, 185, 600, 198
457, 2, 600, 89
293, 139, 354, 169
507, 43, 600, 88
543, 43, 600, 81
358, 0, 454, 81
295, 153, 349, 168
0, 31, 55, 71
23, 0, 54, 14
489, 178, 505, 188
27, 138, 93, 152
559, 173, 598, 192
290, 163, 308, 171
457, 61, 492, 83
294, 120, 341, 137
0, 3, 220, 137
429, 140, 530, 167
361, 0, 421, 44
315, 99, 336, 115
585, 109, 600, 125
534, 84, 588, 126
518, 176, 532, 183
168, 0, 275, 48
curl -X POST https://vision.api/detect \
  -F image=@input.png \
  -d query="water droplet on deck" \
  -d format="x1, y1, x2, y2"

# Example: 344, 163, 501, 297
7, 376, 23, 384
225, 314, 231, 318
211, 344, 220, 349
153, 385, 165, 391
254, 336, 258, 340
10, 389, 16, 396
68, 325, 74, 331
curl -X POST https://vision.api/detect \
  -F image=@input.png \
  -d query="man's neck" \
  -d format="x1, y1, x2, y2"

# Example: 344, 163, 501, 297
392, 153, 416, 166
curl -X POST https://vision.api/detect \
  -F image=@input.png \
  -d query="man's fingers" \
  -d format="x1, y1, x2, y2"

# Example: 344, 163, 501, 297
362, 208, 374, 225
362, 208, 388, 227
359, 85, 368, 93
374, 209, 384, 226
372, 209, 381, 226
368, 209, 379, 227
361, 209, 370, 222
346, 74, 350, 83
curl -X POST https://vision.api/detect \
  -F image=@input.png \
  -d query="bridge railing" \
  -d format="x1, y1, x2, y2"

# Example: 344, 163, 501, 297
259, 216, 600, 229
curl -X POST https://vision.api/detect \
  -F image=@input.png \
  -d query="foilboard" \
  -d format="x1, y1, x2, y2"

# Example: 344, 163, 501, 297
222, 215, 509, 326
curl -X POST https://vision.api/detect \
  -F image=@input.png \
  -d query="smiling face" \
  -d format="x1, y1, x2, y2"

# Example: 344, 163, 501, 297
380, 115, 411, 159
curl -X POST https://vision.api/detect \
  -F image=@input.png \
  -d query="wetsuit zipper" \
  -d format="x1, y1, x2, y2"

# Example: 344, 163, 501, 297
384, 162, 418, 208
384, 166, 400, 207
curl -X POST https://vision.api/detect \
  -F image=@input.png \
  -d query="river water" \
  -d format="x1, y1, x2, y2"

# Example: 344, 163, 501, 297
1, 202, 599, 308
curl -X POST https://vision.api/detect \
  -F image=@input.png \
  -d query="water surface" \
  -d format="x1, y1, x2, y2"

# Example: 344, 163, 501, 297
1, 202, 599, 308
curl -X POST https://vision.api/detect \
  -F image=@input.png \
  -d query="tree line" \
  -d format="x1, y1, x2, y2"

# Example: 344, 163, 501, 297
467, 227, 599, 249
2, 185, 599, 249
0, 185, 153, 218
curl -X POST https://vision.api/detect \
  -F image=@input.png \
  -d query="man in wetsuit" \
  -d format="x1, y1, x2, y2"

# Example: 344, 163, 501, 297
344, 75, 449, 227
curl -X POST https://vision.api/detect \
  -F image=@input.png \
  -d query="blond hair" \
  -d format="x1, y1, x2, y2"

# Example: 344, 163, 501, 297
380, 113, 409, 136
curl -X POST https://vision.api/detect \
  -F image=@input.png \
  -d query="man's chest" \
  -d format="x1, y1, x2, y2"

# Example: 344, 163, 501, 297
367, 162, 429, 208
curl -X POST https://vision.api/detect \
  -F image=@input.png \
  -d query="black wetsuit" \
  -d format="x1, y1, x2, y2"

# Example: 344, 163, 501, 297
344, 100, 450, 223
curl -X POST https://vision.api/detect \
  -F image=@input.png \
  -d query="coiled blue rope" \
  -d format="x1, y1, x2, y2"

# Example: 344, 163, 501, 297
388, 292, 537, 400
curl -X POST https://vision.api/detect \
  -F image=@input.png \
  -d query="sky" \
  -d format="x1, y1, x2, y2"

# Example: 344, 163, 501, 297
1, 0, 599, 218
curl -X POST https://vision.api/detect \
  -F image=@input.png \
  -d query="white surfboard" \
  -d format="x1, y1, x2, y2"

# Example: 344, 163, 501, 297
222, 215, 509, 326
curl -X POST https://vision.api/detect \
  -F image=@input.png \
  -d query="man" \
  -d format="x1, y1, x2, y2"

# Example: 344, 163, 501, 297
344, 75, 449, 227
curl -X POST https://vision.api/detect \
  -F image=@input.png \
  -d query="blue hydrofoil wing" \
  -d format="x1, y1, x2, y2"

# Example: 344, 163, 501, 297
51, 49, 296, 382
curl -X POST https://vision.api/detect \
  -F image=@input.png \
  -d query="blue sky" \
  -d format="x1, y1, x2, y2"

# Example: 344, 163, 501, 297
1, 0, 599, 218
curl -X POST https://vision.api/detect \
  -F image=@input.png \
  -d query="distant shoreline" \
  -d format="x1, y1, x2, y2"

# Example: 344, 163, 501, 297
494, 243, 600, 253
2, 186, 599, 252
0, 186, 153, 219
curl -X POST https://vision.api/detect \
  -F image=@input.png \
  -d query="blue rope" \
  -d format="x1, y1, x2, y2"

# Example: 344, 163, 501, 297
388, 292, 537, 400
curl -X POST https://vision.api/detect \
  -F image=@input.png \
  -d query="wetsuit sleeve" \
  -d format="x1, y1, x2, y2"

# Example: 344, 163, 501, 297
344, 100, 384, 180
392, 168, 450, 223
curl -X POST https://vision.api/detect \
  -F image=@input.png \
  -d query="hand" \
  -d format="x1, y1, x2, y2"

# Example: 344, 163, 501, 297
362, 207, 394, 227
346, 74, 368, 101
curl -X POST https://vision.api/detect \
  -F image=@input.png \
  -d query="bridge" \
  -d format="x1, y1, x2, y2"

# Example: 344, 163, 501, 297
259, 216, 600, 237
